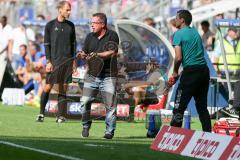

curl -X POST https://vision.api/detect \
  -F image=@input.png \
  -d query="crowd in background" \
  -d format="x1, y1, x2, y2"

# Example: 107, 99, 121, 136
0, 0, 239, 111
0, 0, 225, 27
0, 14, 47, 106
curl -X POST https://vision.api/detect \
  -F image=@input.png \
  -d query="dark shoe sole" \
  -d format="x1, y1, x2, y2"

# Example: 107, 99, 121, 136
221, 110, 239, 119
103, 134, 113, 139
36, 120, 44, 122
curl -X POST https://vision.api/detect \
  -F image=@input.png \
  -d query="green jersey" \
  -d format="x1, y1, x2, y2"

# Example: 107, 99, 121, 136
173, 26, 206, 68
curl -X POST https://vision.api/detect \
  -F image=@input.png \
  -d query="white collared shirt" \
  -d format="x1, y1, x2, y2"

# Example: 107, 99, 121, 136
0, 24, 12, 50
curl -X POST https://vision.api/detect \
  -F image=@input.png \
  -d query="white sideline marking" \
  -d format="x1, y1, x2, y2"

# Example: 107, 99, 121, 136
0, 141, 84, 160
84, 144, 105, 147
84, 143, 114, 149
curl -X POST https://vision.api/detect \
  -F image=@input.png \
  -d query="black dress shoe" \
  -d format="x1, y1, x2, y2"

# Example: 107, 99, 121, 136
82, 128, 90, 138
103, 133, 113, 139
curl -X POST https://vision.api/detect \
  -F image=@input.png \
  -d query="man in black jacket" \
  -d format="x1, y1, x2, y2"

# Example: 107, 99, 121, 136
36, 0, 76, 123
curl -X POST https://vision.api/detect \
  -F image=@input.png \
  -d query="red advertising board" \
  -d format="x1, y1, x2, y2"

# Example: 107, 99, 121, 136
117, 104, 130, 117
150, 125, 195, 154
90, 103, 130, 117
181, 131, 233, 160
151, 126, 240, 160
219, 139, 240, 160
46, 100, 58, 113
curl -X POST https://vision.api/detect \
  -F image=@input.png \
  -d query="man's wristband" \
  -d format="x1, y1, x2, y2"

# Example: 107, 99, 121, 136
90, 52, 98, 57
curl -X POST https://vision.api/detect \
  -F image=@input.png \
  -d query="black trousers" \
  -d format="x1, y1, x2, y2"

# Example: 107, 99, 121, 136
170, 65, 212, 132
232, 70, 240, 110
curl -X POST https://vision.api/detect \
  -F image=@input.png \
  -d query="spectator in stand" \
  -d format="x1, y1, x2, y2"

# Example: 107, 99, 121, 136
144, 17, 170, 69
169, 18, 178, 43
35, 33, 45, 54
16, 44, 28, 70
15, 43, 44, 97
8, 16, 35, 70
25, 42, 46, 106
124, 60, 161, 108
35, 14, 46, 42
200, 20, 215, 52
36, 14, 46, 21
15, 44, 33, 92
143, 17, 156, 28
0, 16, 12, 55
28, 42, 46, 98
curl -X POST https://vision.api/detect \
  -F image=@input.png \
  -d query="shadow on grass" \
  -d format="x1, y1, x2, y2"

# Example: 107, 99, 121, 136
0, 136, 198, 160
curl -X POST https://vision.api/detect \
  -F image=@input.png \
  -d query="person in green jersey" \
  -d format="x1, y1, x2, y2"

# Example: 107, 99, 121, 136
169, 10, 211, 132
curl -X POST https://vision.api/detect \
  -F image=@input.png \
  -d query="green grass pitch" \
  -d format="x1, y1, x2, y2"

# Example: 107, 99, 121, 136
0, 104, 206, 160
